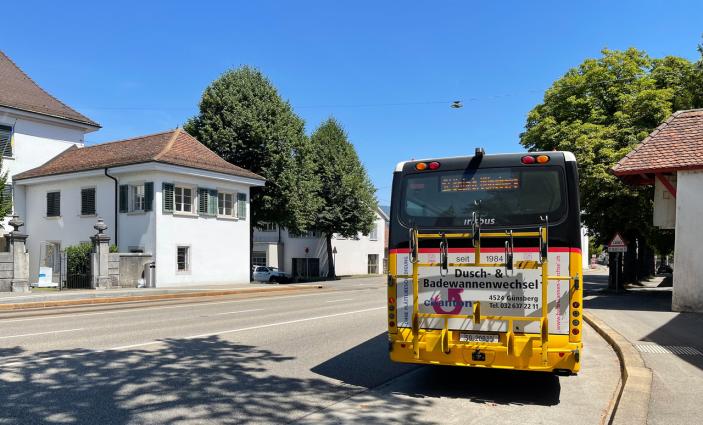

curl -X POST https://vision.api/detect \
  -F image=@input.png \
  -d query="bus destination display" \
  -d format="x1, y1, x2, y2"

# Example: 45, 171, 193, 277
440, 174, 520, 192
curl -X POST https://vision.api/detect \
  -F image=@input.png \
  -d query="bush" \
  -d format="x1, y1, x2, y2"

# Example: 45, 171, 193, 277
65, 242, 92, 274
110, 244, 118, 253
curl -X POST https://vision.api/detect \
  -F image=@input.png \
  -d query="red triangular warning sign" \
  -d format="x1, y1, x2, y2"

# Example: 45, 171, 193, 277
608, 233, 627, 248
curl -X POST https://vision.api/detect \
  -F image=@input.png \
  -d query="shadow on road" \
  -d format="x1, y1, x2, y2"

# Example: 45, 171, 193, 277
0, 337, 435, 424
313, 333, 561, 408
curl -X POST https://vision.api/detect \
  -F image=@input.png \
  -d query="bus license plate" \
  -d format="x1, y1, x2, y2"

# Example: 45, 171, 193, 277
459, 333, 499, 343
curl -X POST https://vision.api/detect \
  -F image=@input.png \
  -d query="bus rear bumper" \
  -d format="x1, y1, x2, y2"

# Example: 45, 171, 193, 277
389, 333, 582, 373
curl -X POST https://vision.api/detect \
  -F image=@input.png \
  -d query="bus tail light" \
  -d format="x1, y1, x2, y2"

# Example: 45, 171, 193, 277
521, 155, 536, 164
415, 162, 427, 171
572, 329, 580, 335
536, 155, 550, 163
429, 161, 441, 170
572, 301, 580, 309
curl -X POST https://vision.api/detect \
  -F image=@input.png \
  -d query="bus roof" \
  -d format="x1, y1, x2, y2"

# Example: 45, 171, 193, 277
394, 151, 576, 172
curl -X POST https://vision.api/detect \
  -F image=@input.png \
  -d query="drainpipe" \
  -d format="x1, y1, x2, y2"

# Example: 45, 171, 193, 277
104, 168, 118, 247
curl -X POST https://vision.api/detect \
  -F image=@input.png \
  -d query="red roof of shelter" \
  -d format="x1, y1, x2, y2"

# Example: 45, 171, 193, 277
612, 109, 703, 181
0, 51, 99, 128
14, 129, 265, 181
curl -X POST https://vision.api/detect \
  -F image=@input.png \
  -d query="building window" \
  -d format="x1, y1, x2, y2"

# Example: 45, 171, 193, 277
290, 230, 319, 239
252, 251, 267, 266
175, 186, 193, 213
259, 222, 277, 232
132, 185, 145, 212
177, 246, 190, 271
81, 187, 96, 216
368, 225, 378, 241
368, 254, 379, 274
0, 125, 13, 157
218, 192, 235, 217
46, 191, 60, 217
120, 182, 153, 213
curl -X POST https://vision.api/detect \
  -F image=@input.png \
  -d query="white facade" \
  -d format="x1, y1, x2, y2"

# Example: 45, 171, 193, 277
0, 107, 97, 226
253, 210, 387, 278
671, 170, 703, 312
15, 163, 262, 287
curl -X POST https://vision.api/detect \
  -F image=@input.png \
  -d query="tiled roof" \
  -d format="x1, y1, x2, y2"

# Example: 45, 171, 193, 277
14, 129, 265, 181
0, 51, 99, 127
612, 109, 703, 175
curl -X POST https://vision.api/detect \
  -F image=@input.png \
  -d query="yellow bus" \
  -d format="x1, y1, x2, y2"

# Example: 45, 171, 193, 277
387, 149, 583, 374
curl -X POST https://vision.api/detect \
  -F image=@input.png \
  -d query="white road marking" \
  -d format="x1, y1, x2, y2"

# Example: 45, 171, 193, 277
0, 288, 375, 324
325, 298, 353, 303
0, 306, 385, 368
209, 308, 265, 316
185, 306, 386, 339
0, 328, 84, 340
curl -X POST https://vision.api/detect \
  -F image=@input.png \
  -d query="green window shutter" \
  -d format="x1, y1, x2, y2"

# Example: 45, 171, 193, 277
81, 188, 96, 215
119, 185, 129, 213
208, 190, 218, 215
237, 192, 247, 219
198, 188, 209, 215
0, 125, 13, 157
144, 182, 154, 212
163, 183, 174, 212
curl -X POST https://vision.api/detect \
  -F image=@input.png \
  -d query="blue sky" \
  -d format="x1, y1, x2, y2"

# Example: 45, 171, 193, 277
4, 1, 702, 205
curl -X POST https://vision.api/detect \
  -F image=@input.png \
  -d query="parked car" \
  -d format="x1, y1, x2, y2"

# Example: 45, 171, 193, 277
657, 264, 673, 274
253, 266, 289, 283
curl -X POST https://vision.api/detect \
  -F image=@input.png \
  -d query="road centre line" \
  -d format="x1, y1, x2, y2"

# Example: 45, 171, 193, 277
0, 328, 84, 340
325, 298, 354, 303
0, 306, 385, 368
0, 287, 381, 324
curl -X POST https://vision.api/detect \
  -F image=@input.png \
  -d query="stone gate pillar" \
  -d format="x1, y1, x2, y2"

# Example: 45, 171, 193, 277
91, 218, 111, 290
8, 216, 30, 293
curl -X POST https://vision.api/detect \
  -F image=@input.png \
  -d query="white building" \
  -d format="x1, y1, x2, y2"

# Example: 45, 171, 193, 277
613, 109, 703, 313
13, 129, 265, 286
0, 50, 100, 229
253, 207, 388, 278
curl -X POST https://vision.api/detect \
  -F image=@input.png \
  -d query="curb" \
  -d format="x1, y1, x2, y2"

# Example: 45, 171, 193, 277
0, 285, 323, 312
584, 312, 652, 425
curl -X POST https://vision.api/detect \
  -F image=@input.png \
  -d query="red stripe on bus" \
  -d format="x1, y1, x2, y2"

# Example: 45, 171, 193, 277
389, 247, 580, 254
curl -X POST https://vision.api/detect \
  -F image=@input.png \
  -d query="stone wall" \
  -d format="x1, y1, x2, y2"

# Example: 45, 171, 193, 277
107, 253, 153, 288
0, 252, 13, 292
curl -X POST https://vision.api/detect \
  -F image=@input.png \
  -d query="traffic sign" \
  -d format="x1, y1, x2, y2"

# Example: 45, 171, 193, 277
607, 233, 628, 253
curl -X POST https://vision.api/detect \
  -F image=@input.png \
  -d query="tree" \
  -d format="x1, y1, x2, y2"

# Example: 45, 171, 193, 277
185, 67, 321, 277
310, 118, 377, 279
0, 167, 11, 222
520, 47, 703, 286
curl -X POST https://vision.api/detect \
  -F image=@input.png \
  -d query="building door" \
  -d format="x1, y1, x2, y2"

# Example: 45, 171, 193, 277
368, 254, 379, 274
292, 258, 320, 278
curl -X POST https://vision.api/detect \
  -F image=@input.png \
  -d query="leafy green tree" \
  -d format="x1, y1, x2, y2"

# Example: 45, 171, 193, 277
185, 66, 320, 276
521, 47, 703, 284
0, 167, 11, 222
310, 118, 377, 279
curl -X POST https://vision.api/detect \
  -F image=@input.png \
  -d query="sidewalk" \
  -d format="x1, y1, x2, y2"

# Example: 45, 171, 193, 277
0, 282, 322, 310
584, 270, 703, 425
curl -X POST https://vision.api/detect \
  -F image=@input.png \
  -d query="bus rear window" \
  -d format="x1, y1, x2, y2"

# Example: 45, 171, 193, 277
401, 167, 566, 227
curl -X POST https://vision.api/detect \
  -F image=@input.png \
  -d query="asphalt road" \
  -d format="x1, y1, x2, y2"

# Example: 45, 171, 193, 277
0, 277, 619, 424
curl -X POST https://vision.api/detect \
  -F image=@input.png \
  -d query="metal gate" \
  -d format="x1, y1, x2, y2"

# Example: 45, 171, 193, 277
60, 250, 93, 289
